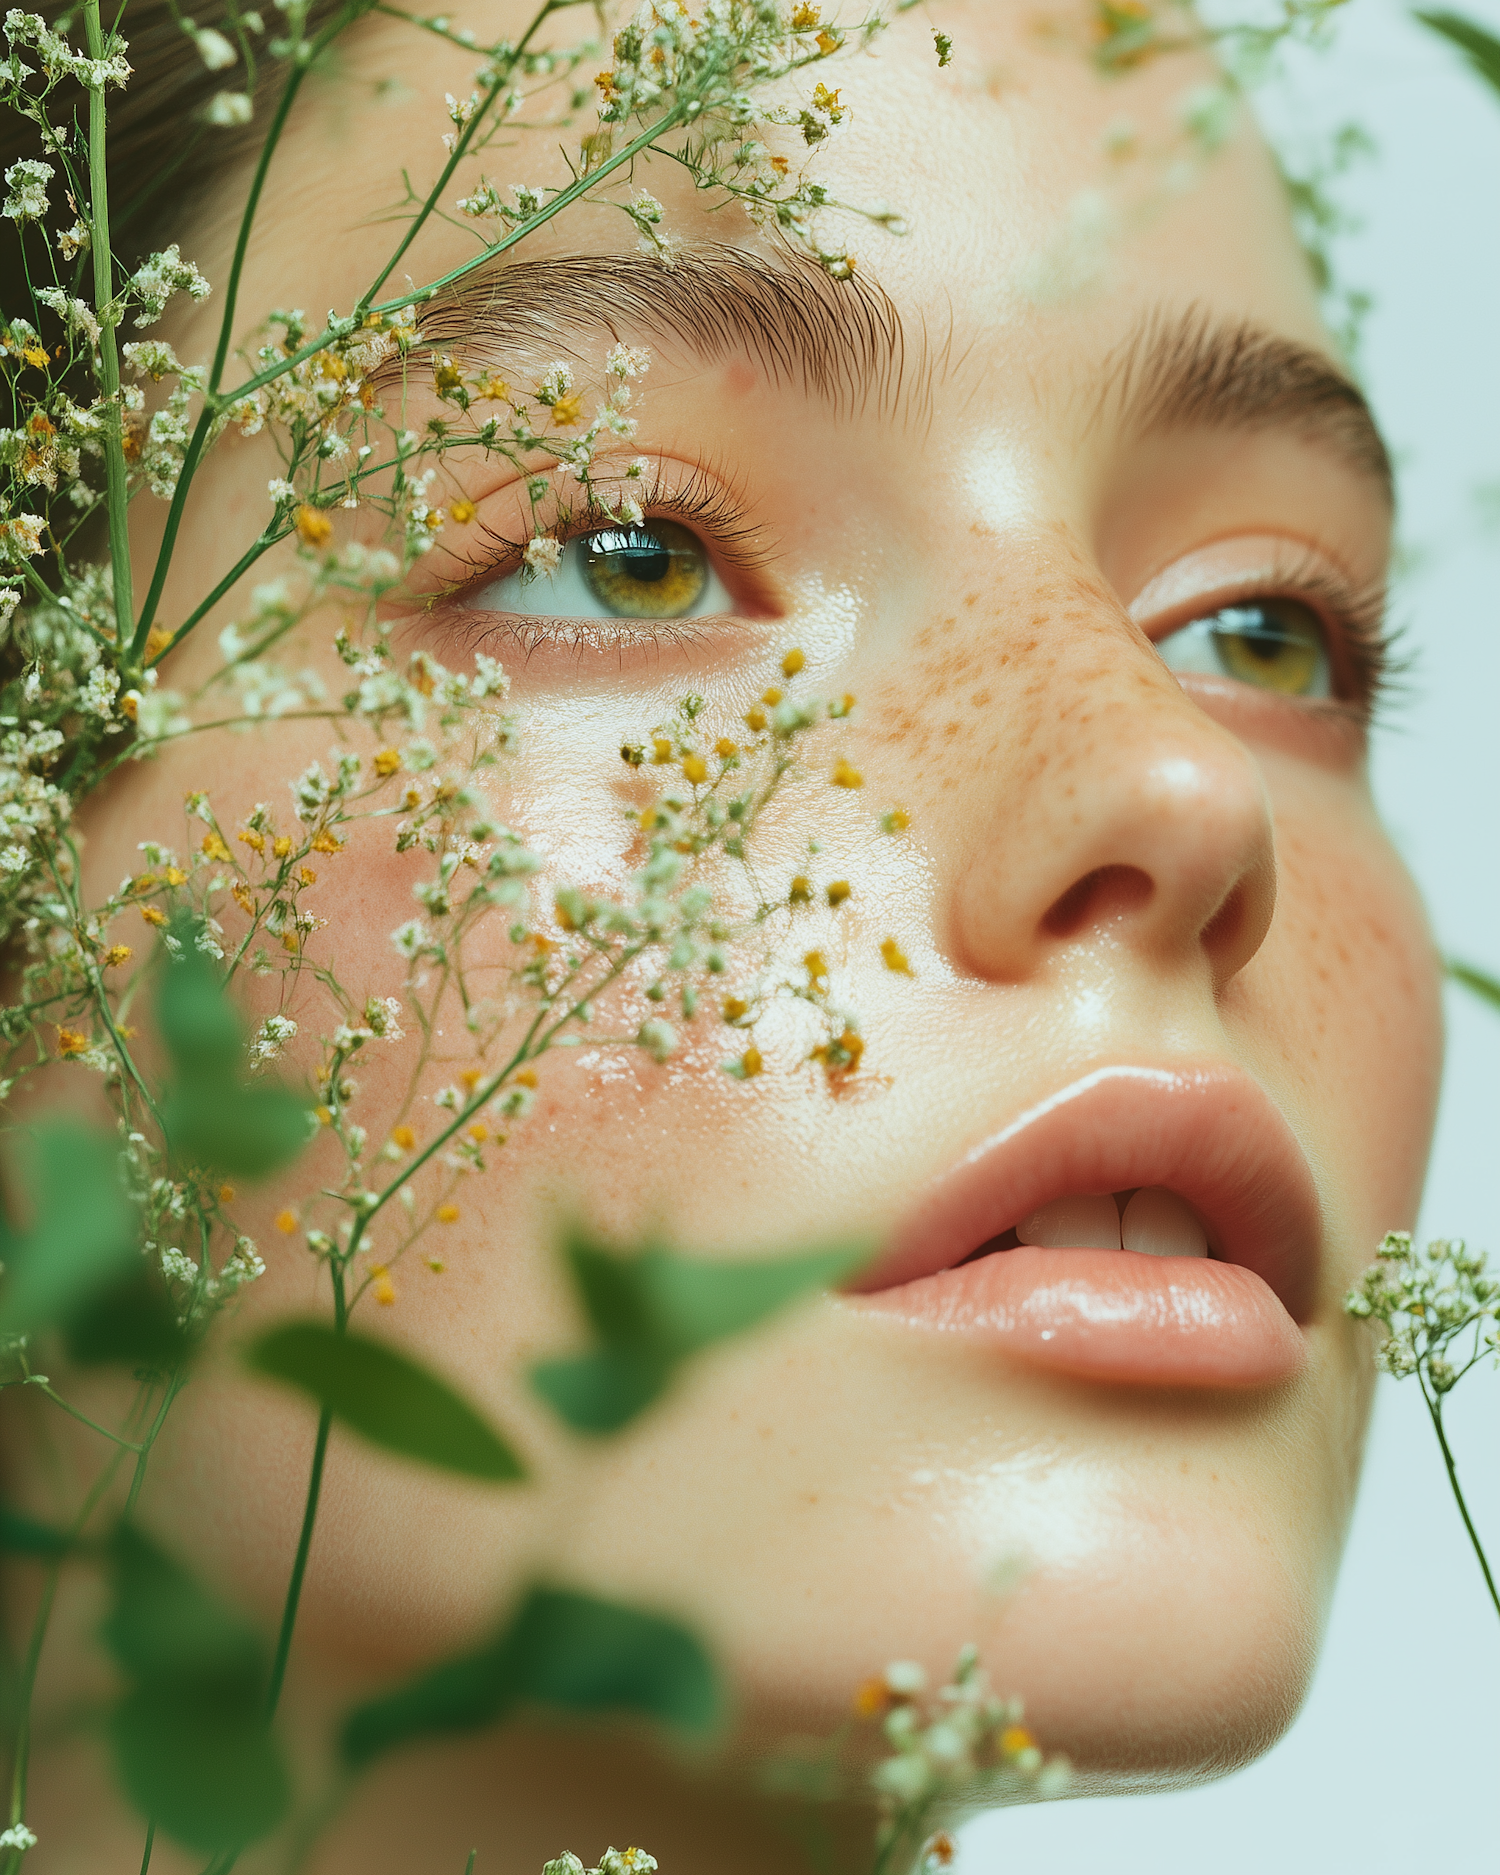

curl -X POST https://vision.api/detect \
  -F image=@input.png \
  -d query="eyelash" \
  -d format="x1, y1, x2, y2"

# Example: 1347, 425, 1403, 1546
1170, 547, 1404, 723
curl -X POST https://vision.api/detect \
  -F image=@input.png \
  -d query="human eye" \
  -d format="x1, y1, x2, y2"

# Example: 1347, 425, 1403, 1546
464, 518, 732, 624
1154, 598, 1330, 698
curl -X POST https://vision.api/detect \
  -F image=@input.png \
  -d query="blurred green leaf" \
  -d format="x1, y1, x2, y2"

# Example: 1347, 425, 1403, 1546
246, 1321, 526, 1481
340, 1586, 720, 1769
102, 1527, 288, 1853
63, 1263, 187, 1369
0, 1123, 139, 1338
1416, 11, 1500, 97
1449, 959, 1500, 1012
530, 1226, 870, 1435
157, 927, 308, 1178
0, 1504, 71, 1557
530, 1347, 671, 1435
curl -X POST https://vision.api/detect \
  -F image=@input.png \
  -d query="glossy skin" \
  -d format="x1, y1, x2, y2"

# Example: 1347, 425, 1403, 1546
15, 4, 1443, 1869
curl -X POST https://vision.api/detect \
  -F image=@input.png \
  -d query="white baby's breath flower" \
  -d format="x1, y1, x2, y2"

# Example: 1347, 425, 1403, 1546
0, 1825, 38, 1853
190, 26, 237, 70
205, 90, 253, 125
2, 157, 51, 222
523, 535, 561, 575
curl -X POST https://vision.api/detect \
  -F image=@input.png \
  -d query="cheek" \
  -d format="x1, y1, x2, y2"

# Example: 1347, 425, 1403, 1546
1239, 759, 1443, 1277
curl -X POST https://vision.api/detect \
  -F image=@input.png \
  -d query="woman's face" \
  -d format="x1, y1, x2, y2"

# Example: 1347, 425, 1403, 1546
77, 0, 1440, 1794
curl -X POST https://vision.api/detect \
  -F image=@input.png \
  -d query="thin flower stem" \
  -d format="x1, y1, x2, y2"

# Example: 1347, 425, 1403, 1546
124, 1372, 188, 1519
2, 1442, 131, 1874
262, 1260, 347, 1725
1423, 1383, 1500, 1625
138, 1821, 156, 1875
24, 1382, 142, 1451
81, 0, 134, 646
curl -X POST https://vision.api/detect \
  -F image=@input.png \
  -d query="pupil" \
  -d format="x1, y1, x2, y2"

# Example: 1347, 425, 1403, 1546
591, 528, 671, 586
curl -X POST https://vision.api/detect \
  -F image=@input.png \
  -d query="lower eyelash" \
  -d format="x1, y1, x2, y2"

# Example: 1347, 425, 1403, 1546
446, 614, 718, 668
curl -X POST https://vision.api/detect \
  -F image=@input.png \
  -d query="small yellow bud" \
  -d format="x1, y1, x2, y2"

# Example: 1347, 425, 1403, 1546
164, 866, 187, 886
436, 1203, 460, 1224
299, 867, 317, 886
295, 505, 333, 547
390, 1125, 416, 1151
218, 1184, 235, 1203
789, 875, 812, 905
682, 753, 708, 784
56, 1028, 88, 1056
468, 1122, 488, 1143
880, 937, 912, 975
881, 806, 911, 833
550, 391, 584, 426
461, 1068, 483, 1090
831, 757, 863, 789
826, 880, 851, 908
781, 648, 806, 678
804, 950, 829, 982
273, 835, 293, 859
275, 1209, 298, 1234
999, 1726, 1035, 1757
238, 829, 265, 853
427, 1257, 447, 1274
651, 736, 673, 764
762, 686, 783, 706
715, 737, 738, 759
722, 996, 749, 1022
102, 944, 133, 967
741, 1046, 763, 1077
448, 497, 477, 524
315, 1103, 333, 1123
140, 905, 167, 927
373, 748, 401, 778
744, 705, 767, 733
515, 1068, 538, 1088
282, 931, 300, 953
372, 1273, 397, 1306
309, 831, 341, 854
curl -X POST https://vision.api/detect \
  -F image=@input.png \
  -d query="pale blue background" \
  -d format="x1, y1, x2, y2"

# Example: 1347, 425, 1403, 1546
963, 3, 1500, 1866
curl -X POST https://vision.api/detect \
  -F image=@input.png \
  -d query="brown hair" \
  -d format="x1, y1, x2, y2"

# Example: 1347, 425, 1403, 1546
0, 1, 342, 321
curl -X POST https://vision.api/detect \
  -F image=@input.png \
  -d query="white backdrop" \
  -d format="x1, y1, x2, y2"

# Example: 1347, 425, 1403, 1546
963, 3, 1500, 1866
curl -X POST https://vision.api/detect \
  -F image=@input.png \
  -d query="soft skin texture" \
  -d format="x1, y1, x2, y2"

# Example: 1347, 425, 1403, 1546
7, 3, 1443, 1871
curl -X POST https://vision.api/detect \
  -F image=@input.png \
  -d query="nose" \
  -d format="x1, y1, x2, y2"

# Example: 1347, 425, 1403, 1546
947, 580, 1278, 994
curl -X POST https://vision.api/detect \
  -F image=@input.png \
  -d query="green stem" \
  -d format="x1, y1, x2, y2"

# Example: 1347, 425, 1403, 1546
26, 1383, 141, 1452
124, 1373, 188, 1518
3, 1441, 131, 1869
262, 1261, 347, 1724
138, 1822, 155, 1875
82, 0, 134, 646
1424, 1386, 1500, 1624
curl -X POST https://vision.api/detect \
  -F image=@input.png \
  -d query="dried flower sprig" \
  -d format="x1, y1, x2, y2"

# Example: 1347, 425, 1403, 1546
1345, 1232, 1500, 1621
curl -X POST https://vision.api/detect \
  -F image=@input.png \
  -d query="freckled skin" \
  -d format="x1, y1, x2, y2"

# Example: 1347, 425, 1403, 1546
5, 4, 1444, 1872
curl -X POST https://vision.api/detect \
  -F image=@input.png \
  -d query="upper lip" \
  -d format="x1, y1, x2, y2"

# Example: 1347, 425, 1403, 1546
851, 1063, 1324, 1322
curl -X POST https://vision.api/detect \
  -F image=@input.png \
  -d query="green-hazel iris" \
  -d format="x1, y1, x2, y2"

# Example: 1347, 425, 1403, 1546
1156, 598, 1329, 698
581, 520, 709, 619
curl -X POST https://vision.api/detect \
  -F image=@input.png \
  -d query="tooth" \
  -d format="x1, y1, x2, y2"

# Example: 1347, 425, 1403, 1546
1017, 1193, 1122, 1250
1120, 1187, 1208, 1258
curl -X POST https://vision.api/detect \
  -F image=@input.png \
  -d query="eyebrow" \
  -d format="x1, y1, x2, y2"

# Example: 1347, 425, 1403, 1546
412, 246, 921, 422
1097, 306, 1393, 500
412, 252, 1391, 500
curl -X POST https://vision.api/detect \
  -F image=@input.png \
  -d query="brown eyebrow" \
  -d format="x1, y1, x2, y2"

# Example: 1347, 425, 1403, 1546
1097, 306, 1393, 500
409, 246, 923, 422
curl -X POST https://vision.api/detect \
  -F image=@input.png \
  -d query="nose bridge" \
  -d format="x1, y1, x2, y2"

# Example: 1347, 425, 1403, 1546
941, 560, 1278, 990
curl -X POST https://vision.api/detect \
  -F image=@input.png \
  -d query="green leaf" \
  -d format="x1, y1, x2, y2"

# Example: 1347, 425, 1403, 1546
156, 927, 309, 1178
0, 1123, 140, 1338
102, 1527, 289, 1853
340, 1586, 720, 1769
1416, 11, 1500, 97
1449, 959, 1500, 1013
161, 1079, 309, 1179
530, 1227, 871, 1435
157, 933, 243, 1081
529, 1348, 671, 1435
63, 1263, 188, 1369
0, 1503, 71, 1557
246, 1321, 526, 1482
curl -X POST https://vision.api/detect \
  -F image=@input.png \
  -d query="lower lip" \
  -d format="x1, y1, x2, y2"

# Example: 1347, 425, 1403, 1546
851, 1246, 1306, 1388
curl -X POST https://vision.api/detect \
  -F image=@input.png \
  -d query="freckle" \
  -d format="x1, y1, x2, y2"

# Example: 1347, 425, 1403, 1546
971, 690, 992, 707
1179, 1457, 1190, 1475
964, 592, 979, 607
759, 1426, 773, 1439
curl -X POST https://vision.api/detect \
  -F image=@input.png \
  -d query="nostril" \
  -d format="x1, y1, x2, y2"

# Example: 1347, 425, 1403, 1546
1041, 864, 1154, 940
1201, 881, 1250, 959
